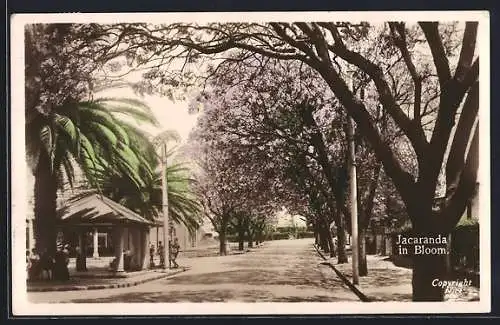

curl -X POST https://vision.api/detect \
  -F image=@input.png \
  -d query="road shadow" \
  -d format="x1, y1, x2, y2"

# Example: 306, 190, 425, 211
368, 292, 413, 302
68, 289, 348, 303
161, 267, 343, 289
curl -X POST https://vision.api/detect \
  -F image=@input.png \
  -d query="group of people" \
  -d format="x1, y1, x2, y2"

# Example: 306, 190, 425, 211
149, 237, 180, 269
26, 244, 71, 282
27, 238, 181, 281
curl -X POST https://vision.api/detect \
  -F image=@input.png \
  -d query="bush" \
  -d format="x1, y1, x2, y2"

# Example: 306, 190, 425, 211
275, 226, 306, 234
226, 235, 238, 243
296, 231, 315, 239
451, 223, 479, 271
269, 232, 289, 241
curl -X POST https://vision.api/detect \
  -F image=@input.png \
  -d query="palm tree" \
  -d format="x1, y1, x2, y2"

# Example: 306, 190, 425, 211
26, 97, 159, 256
100, 130, 202, 234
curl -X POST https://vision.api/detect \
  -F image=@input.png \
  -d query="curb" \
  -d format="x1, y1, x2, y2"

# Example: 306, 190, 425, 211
28, 268, 187, 293
313, 244, 372, 302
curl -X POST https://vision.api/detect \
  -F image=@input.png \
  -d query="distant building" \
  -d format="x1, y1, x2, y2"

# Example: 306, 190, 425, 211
274, 208, 307, 231
25, 166, 205, 255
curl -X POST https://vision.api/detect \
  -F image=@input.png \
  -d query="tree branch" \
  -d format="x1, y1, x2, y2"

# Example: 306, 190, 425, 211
389, 22, 423, 124
454, 22, 478, 82
423, 58, 479, 201
419, 22, 452, 86
441, 122, 479, 231
269, 23, 319, 64
313, 59, 416, 205
445, 81, 479, 193
322, 22, 428, 160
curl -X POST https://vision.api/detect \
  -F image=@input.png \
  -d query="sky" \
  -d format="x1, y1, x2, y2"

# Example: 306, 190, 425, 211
96, 87, 200, 144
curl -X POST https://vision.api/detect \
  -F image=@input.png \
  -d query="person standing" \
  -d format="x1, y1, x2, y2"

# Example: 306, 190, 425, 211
39, 249, 53, 281
149, 242, 155, 268
75, 245, 87, 272
170, 237, 180, 269
53, 244, 70, 281
28, 248, 40, 280
158, 241, 165, 268
26, 250, 31, 280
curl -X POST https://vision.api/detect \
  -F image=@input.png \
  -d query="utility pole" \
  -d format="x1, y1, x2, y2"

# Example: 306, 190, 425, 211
347, 72, 359, 285
161, 142, 170, 270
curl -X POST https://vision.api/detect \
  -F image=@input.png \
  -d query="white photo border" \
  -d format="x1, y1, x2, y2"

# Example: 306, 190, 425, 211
10, 10, 491, 315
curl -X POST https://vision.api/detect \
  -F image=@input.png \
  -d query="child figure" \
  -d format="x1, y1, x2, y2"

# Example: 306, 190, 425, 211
158, 241, 165, 268
170, 237, 180, 269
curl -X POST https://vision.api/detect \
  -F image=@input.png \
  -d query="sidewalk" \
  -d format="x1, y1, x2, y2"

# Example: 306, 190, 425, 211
27, 243, 260, 293
317, 247, 480, 302
331, 254, 413, 301
27, 267, 187, 292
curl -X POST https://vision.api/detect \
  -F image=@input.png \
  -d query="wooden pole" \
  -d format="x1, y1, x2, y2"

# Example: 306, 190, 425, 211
161, 142, 170, 269
348, 73, 359, 285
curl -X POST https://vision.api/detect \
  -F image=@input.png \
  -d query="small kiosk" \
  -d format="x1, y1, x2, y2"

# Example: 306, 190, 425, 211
57, 193, 155, 273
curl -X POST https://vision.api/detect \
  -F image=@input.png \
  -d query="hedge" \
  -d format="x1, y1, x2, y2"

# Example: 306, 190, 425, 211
226, 231, 315, 242
296, 231, 315, 239
275, 226, 307, 233
269, 232, 289, 240
226, 235, 238, 243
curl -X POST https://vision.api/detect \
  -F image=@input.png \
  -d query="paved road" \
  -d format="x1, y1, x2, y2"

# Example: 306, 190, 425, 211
28, 238, 358, 303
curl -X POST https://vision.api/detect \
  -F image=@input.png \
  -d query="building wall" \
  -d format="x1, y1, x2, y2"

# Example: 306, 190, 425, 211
149, 221, 203, 251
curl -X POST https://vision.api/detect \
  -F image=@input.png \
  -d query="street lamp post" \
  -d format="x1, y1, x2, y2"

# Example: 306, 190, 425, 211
161, 142, 170, 270
347, 71, 360, 285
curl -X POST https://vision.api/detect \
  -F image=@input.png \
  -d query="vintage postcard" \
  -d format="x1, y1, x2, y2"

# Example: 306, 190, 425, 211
10, 11, 491, 315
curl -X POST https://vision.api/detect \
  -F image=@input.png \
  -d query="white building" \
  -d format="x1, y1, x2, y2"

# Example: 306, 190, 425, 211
25, 167, 204, 256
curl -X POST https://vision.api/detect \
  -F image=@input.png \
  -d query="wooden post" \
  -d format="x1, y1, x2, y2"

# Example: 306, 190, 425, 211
142, 228, 150, 270
347, 72, 359, 285
92, 227, 99, 258
114, 226, 125, 273
161, 143, 170, 269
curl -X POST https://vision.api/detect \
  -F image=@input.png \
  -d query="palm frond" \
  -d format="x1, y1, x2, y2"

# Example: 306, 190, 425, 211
77, 103, 130, 146
105, 105, 160, 126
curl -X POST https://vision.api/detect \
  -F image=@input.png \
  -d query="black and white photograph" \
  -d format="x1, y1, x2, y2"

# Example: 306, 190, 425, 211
10, 11, 490, 315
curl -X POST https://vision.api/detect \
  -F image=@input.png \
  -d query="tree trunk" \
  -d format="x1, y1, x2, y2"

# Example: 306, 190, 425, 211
324, 220, 336, 258
219, 231, 227, 256
237, 229, 245, 251
319, 225, 329, 253
358, 227, 368, 276
380, 233, 387, 256
247, 232, 254, 248
375, 233, 381, 255
255, 231, 262, 245
77, 231, 88, 271
314, 220, 320, 245
337, 215, 348, 264
33, 149, 58, 257
410, 214, 448, 301
412, 253, 447, 301
327, 230, 336, 258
